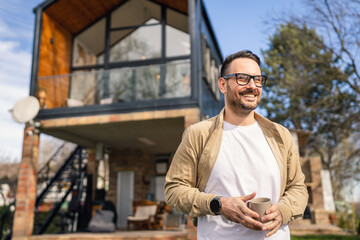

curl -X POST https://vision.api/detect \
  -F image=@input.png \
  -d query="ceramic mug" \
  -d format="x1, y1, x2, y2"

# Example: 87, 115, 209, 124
247, 197, 273, 225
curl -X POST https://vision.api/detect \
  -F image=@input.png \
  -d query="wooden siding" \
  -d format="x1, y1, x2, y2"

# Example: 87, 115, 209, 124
155, 0, 188, 14
43, 0, 187, 36
37, 12, 72, 108
44, 0, 124, 35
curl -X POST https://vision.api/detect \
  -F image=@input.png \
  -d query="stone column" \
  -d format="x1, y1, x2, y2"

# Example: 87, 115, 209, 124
309, 156, 330, 224
310, 156, 325, 210
12, 125, 39, 238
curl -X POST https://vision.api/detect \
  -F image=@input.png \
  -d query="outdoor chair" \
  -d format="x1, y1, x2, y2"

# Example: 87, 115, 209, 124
127, 205, 157, 230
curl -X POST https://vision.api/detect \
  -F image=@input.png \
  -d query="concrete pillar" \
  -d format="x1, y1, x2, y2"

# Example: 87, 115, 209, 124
12, 125, 39, 238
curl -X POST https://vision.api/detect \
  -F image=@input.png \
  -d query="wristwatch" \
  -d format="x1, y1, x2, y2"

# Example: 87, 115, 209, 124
210, 196, 222, 215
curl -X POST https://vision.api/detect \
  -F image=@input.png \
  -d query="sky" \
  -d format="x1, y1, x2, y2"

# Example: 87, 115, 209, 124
0, 0, 304, 162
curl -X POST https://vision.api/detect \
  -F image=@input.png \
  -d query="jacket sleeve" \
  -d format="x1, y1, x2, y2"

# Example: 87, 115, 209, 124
164, 125, 217, 217
277, 129, 309, 224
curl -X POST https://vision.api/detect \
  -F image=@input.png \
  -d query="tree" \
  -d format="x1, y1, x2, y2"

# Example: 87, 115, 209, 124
261, 22, 360, 200
290, 0, 360, 201
302, 0, 360, 96
270, 0, 360, 97
261, 22, 346, 151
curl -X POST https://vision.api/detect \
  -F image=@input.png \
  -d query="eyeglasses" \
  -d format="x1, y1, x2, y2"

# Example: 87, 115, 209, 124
222, 73, 267, 87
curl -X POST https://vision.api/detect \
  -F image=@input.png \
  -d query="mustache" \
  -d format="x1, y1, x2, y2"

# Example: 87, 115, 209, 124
239, 89, 259, 95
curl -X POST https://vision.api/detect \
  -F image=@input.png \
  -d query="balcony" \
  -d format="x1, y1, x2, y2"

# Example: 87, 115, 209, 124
36, 60, 193, 118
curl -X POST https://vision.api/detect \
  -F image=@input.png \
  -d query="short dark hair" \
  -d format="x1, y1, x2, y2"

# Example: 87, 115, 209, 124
220, 50, 261, 77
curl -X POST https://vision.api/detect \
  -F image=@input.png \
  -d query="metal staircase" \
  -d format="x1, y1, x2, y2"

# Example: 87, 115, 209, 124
34, 146, 88, 234
0, 143, 88, 239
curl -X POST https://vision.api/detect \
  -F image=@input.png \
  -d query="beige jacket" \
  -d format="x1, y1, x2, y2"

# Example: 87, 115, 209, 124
165, 109, 308, 225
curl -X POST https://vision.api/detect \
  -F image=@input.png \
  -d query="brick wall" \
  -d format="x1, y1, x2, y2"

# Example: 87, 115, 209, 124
12, 126, 39, 238
106, 148, 156, 205
40, 108, 200, 129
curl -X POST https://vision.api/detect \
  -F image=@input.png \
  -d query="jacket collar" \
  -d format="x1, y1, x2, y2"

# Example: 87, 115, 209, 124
216, 108, 274, 129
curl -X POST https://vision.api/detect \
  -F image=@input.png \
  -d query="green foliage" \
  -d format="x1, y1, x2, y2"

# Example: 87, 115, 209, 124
0, 205, 14, 239
337, 214, 351, 231
33, 210, 63, 234
261, 22, 348, 132
261, 21, 360, 199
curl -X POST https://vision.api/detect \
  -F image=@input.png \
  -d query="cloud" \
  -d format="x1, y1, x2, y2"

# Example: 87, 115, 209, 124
0, 1, 36, 41
0, 1, 36, 160
0, 120, 24, 161
0, 19, 15, 38
0, 40, 32, 85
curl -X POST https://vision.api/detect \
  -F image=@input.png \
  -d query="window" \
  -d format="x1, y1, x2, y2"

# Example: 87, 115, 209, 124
110, 0, 161, 28
164, 60, 191, 98
166, 9, 190, 57
72, 19, 105, 67
69, 69, 103, 105
109, 19, 161, 62
70, 0, 192, 105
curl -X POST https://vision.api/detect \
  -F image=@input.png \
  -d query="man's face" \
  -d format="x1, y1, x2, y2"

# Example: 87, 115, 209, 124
222, 58, 262, 113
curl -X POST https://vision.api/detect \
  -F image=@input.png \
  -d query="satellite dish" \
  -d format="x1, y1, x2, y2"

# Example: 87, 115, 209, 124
10, 96, 40, 123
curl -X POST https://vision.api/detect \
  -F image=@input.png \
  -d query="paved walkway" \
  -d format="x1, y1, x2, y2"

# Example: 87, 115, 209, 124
290, 223, 350, 235
29, 230, 188, 240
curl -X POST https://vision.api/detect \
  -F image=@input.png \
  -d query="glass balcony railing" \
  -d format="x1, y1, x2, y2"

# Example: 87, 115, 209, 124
36, 60, 191, 109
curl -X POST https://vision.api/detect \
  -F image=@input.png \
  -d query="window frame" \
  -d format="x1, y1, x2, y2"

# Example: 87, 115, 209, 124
70, 0, 191, 72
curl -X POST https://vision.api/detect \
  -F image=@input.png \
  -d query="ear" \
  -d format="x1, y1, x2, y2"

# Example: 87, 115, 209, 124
218, 77, 227, 94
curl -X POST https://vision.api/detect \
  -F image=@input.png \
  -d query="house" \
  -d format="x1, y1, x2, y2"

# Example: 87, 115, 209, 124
289, 131, 341, 235
11, 0, 223, 238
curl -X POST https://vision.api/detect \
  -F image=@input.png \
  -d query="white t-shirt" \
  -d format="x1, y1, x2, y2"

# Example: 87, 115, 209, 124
197, 121, 290, 240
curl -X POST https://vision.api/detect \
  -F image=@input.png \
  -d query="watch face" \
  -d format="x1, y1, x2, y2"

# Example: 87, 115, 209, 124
211, 198, 221, 213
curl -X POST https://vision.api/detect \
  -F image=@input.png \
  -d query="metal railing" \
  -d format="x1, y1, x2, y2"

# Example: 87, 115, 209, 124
34, 147, 88, 234
37, 60, 191, 109
0, 145, 88, 238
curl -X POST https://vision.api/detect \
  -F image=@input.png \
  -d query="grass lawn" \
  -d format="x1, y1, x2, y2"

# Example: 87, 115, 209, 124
291, 235, 360, 240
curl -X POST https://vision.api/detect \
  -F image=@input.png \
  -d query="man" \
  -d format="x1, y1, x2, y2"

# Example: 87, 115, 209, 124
165, 50, 308, 239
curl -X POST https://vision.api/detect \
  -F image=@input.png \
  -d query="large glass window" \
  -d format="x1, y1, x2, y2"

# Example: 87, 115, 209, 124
106, 65, 161, 102
68, 69, 103, 106
166, 9, 190, 57
109, 19, 161, 62
164, 60, 191, 98
68, 0, 191, 107
97, 61, 190, 103
110, 0, 161, 28
72, 19, 105, 67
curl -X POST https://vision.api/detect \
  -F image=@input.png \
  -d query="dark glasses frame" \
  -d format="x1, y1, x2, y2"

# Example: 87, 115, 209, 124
222, 73, 267, 87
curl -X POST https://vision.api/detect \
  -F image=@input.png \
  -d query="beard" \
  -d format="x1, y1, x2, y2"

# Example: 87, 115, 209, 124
226, 84, 260, 114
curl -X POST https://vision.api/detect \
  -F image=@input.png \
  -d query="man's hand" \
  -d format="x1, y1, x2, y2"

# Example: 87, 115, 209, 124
260, 204, 283, 237
218, 192, 263, 230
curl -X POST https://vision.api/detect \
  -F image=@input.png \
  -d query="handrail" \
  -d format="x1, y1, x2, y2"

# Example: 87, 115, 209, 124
35, 146, 81, 209
37, 142, 66, 175
35, 147, 87, 234
1, 145, 86, 239
36, 182, 75, 234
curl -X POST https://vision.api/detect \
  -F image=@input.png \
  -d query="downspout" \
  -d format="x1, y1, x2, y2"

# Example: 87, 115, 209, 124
189, 0, 197, 101
196, 0, 203, 120
189, 0, 203, 121
29, 6, 43, 97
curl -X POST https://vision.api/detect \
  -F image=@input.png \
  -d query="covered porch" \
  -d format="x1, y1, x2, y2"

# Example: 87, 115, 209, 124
9, 108, 201, 238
